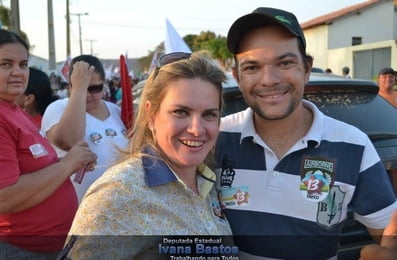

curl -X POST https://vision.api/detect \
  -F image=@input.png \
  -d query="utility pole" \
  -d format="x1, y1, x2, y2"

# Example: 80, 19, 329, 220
70, 12, 88, 55
47, 0, 56, 70
85, 39, 97, 55
10, 0, 20, 33
66, 0, 70, 57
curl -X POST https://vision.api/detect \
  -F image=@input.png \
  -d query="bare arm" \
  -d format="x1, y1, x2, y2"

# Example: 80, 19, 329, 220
360, 210, 397, 260
46, 62, 95, 151
0, 140, 96, 214
367, 227, 384, 244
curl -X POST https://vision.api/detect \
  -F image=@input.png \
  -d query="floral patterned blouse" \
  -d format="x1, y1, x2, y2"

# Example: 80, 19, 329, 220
65, 154, 232, 259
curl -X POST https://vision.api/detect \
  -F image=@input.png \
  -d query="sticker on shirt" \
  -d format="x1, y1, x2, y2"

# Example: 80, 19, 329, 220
218, 186, 250, 208
210, 199, 226, 221
89, 132, 103, 144
219, 165, 235, 188
105, 128, 117, 138
316, 185, 345, 229
121, 128, 128, 137
29, 143, 48, 159
300, 157, 335, 202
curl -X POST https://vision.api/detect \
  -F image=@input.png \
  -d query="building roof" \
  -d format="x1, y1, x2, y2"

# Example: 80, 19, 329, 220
301, 0, 383, 29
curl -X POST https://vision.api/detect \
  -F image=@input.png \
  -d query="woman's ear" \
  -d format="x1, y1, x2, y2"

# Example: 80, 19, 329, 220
24, 94, 35, 107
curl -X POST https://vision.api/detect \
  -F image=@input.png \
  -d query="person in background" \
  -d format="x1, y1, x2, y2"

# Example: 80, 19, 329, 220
0, 29, 96, 260
41, 55, 128, 204
215, 7, 397, 259
342, 66, 351, 78
377, 67, 397, 108
108, 76, 121, 103
57, 81, 70, 99
61, 51, 233, 259
15, 67, 59, 127
325, 68, 333, 74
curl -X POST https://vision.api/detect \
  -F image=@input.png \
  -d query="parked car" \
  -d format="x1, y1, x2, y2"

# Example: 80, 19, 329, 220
132, 72, 397, 259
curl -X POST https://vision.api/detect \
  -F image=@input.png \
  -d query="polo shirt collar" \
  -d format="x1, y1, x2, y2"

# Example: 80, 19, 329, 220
142, 147, 177, 187
142, 147, 216, 196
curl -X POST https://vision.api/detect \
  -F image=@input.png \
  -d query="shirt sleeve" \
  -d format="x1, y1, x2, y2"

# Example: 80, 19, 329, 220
0, 120, 20, 188
41, 99, 66, 134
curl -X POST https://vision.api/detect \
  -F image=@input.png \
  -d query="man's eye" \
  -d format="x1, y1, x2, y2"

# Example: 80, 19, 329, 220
243, 65, 257, 72
280, 60, 295, 67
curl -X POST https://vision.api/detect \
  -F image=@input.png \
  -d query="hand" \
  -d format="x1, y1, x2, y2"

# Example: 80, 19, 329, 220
70, 61, 95, 92
60, 140, 97, 175
360, 210, 397, 260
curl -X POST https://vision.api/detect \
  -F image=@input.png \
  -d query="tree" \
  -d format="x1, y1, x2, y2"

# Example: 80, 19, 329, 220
200, 35, 233, 70
0, 5, 29, 46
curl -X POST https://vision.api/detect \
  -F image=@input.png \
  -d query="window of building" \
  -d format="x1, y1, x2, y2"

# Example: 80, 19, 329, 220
352, 37, 362, 46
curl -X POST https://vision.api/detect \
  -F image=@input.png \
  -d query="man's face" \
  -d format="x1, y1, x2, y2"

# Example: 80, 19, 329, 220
233, 25, 310, 121
378, 73, 395, 93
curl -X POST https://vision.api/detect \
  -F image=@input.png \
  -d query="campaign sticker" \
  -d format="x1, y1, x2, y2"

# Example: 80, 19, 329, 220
218, 186, 250, 208
29, 143, 48, 159
210, 199, 225, 220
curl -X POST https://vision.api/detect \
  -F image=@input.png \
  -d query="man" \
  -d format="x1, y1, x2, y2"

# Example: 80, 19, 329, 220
215, 7, 397, 259
342, 66, 351, 78
378, 67, 397, 108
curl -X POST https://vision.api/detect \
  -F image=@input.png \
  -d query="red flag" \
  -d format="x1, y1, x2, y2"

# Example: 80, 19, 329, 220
120, 55, 134, 130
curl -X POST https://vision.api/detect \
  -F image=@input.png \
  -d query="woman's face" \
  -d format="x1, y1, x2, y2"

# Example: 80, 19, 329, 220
149, 78, 220, 173
85, 72, 105, 112
0, 43, 29, 103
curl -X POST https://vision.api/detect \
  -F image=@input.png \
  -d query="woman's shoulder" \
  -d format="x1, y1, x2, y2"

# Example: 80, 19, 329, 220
91, 157, 143, 188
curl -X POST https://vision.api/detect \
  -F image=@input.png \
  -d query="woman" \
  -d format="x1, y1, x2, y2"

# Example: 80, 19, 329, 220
63, 52, 233, 259
0, 29, 97, 259
16, 67, 59, 127
41, 55, 128, 203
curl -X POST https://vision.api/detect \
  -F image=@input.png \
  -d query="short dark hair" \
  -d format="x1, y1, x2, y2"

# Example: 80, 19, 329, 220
0, 29, 29, 53
26, 67, 58, 115
69, 55, 105, 81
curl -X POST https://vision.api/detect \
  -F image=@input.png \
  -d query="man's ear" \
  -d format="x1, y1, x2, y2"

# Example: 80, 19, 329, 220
232, 67, 242, 91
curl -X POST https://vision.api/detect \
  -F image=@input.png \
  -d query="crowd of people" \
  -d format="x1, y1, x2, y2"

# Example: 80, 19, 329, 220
0, 6, 396, 260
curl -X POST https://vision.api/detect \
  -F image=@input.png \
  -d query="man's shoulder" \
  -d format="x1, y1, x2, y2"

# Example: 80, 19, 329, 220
220, 108, 251, 132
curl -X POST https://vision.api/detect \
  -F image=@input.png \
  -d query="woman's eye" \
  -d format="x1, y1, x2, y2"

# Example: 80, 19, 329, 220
173, 110, 188, 117
0, 62, 11, 68
204, 112, 219, 120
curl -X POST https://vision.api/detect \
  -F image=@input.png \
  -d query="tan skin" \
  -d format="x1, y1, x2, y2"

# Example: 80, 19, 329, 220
360, 210, 397, 260
0, 43, 97, 214
15, 93, 39, 118
233, 25, 384, 242
146, 78, 221, 194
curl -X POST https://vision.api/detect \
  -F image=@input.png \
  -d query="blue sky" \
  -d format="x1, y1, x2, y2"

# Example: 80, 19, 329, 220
4, 0, 367, 61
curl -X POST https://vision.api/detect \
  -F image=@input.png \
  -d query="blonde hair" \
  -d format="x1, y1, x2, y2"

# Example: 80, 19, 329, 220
121, 51, 225, 166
